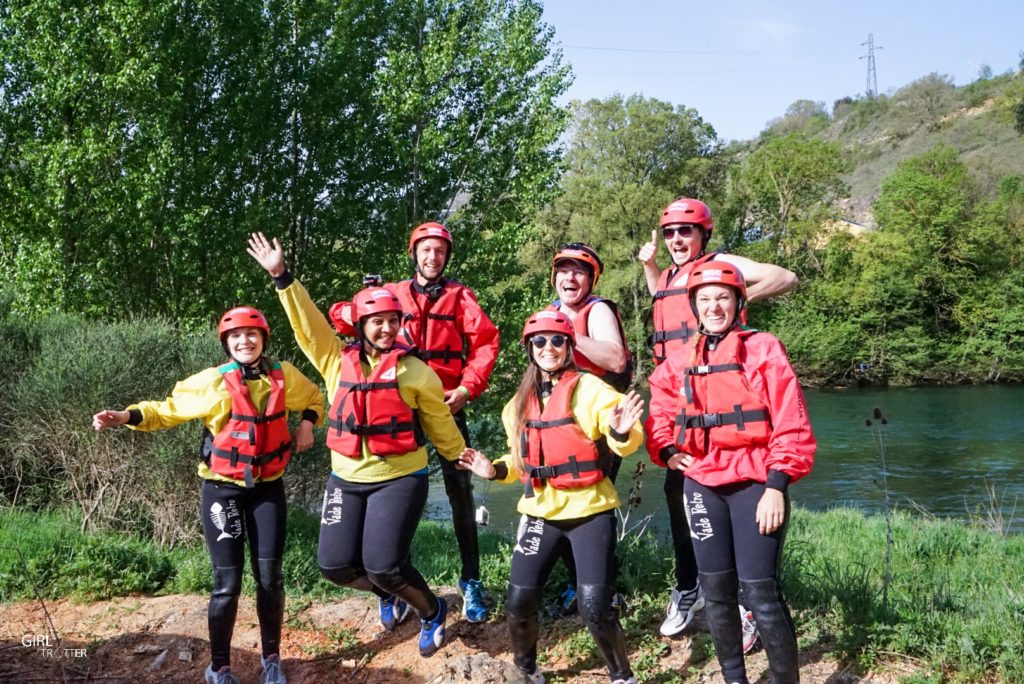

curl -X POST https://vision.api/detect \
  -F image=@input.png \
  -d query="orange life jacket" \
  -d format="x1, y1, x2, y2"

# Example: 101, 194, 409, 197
520, 371, 606, 497
547, 297, 634, 392
393, 279, 466, 389
326, 344, 423, 458
649, 254, 717, 365
674, 329, 772, 455
205, 359, 292, 488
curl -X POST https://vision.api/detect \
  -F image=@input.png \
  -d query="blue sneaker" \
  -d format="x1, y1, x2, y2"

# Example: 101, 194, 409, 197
458, 578, 490, 623
378, 594, 410, 631
260, 654, 287, 684
551, 584, 577, 618
205, 665, 240, 684
418, 597, 447, 657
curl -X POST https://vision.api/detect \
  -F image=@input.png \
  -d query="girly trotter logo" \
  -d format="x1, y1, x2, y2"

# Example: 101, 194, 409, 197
321, 486, 344, 526
513, 515, 544, 556
209, 501, 241, 541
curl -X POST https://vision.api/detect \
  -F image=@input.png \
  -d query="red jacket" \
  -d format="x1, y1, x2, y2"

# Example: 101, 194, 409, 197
392, 278, 499, 400
326, 344, 422, 457
521, 371, 605, 495
645, 329, 815, 487
206, 360, 292, 487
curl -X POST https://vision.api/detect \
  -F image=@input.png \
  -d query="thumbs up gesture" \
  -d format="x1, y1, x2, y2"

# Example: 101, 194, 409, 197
637, 228, 659, 266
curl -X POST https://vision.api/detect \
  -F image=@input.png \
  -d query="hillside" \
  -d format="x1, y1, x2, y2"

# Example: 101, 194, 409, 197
816, 71, 1024, 224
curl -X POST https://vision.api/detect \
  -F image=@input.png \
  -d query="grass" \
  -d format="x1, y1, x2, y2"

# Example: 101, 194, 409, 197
2, 504, 1023, 681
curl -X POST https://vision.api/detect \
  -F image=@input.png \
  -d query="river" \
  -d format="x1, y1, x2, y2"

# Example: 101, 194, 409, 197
426, 385, 1024, 536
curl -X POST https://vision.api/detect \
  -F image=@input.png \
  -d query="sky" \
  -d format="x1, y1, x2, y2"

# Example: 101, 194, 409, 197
539, 0, 1024, 142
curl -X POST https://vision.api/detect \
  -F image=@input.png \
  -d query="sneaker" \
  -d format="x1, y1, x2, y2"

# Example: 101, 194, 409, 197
659, 582, 705, 636
612, 678, 638, 684
205, 665, 240, 684
378, 594, 411, 631
740, 604, 759, 654
418, 597, 448, 657
551, 584, 578, 618
611, 591, 629, 615
524, 667, 546, 684
260, 654, 287, 684
458, 578, 490, 623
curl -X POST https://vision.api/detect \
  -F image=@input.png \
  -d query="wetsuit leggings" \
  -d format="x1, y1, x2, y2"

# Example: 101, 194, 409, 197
665, 468, 700, 590
435, 408, 480, 582
201, 478, 286, 670
561, 441, 621, 589
685, 478, 796, 684
317, 472, 440, 619
505, 510, 633, 681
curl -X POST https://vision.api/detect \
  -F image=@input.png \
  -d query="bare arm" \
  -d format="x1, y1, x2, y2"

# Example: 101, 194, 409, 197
717, 254, 799, 303
575, 302, 627, 374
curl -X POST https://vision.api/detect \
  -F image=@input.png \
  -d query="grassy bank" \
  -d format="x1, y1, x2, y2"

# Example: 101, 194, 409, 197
1, 506, 1021, 682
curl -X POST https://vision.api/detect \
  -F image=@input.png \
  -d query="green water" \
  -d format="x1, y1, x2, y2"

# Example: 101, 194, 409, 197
430, 385, 1024, 537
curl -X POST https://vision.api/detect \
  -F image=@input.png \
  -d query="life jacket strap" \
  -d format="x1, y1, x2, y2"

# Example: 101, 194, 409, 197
677, 407, 770, 431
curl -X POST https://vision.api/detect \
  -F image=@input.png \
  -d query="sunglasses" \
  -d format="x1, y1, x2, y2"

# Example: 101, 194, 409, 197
530, 334, 568, 349
662, 225, 699, 239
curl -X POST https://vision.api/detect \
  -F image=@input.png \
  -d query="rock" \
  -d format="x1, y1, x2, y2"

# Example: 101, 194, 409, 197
432, 653, 525, 683
148, 649, 168, 672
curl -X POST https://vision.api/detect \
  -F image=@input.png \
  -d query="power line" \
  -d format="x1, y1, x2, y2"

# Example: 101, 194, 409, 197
860, 33, 883, 98
565, 42, 860, 56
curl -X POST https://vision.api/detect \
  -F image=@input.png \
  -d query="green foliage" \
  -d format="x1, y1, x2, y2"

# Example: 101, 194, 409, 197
0, 0, 570, 374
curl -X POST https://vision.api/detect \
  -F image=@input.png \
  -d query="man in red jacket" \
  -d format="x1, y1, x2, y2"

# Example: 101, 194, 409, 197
391, 222, 500, 624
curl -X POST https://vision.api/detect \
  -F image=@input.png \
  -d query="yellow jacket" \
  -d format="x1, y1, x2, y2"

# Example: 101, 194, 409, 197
494, 373, 643, 520
276, 278, 465, 482
128, 360, 324, 485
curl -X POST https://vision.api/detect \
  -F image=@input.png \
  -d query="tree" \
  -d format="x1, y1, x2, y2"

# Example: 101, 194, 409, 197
526, 94, 718, 368
739, 133, 847, 253
0, 0, 571, 341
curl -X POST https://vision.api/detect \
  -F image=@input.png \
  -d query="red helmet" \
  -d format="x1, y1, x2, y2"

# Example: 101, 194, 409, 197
660, 198, 714, 234
551, 242, 603, 289
327, 301, 356, 336
688, 260, 747, 301
351, 287, 404, 322
218, 307, 270, 340
408, 222, 453, 257
521, 309, 575, 345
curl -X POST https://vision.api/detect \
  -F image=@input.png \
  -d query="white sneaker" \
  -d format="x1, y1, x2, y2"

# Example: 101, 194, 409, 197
740, 604, 759, 654
524, 667, 545, 684
612, 678, 638, 684
659, 582, 705, 636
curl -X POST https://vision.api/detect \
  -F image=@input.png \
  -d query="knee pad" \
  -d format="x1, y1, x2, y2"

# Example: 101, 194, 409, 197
211, 565, 243, 599
319, 564, 362, 587
366, 567, 406, 596
253, 558, 284, 594
576, 584, 614, 627
504, 583, 541, 620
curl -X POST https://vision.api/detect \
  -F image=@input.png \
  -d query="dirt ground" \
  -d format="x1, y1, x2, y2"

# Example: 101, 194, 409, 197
0, 591, 910, 683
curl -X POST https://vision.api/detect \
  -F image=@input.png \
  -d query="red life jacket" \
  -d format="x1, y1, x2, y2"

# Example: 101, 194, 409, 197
519, 371, 606, 497
547, 297, 634, 392
393, 279, 466, 390
326, 343, 423, 458
674, 329, 772, 455
206, 359, 292, 488
649, 253, 718, 365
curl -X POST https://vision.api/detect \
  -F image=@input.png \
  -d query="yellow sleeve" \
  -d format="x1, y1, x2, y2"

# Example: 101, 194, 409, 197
276, 278, 344, 385
572, 374, 644, 457
281, 361, 325, 425
398, 356, 466, 460
128, 367, 229, 432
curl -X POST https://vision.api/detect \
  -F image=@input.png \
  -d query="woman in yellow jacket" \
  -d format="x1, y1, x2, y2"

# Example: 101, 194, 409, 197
459, 310, 645, 684
92, 307, 324, 684
248, 232, 465, 658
